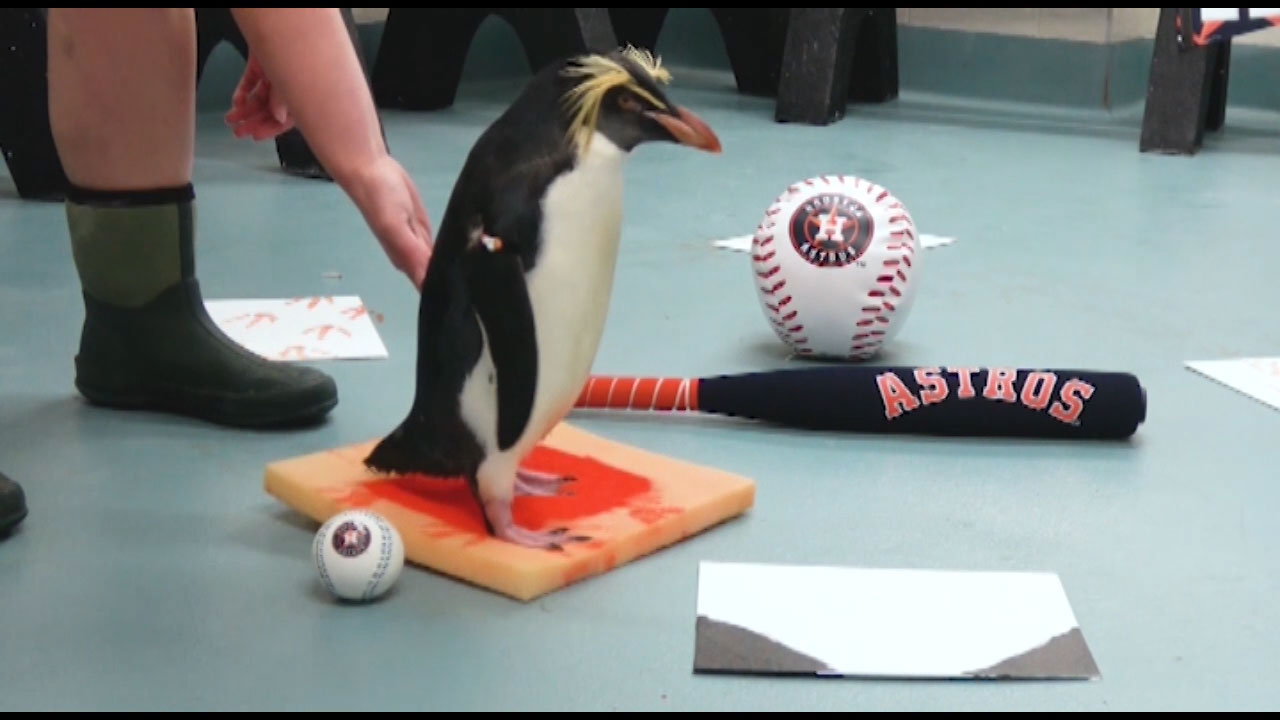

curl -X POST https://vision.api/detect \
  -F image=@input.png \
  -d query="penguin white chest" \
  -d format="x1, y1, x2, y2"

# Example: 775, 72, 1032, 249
521, 134, 628, 436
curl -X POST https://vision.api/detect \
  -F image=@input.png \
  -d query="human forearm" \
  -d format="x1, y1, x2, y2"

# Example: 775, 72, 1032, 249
229, 8, 385, 188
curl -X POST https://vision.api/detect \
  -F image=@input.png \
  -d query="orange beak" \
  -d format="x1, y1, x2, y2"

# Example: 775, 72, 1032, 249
648, 107, 722, 153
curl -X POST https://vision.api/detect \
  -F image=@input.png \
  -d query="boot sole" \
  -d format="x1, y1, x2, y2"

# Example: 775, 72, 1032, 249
0, 507, 26, 537
76, 379, 338, 429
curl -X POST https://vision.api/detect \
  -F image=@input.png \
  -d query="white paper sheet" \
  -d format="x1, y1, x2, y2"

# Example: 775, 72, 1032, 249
205, 295, 388, 362
1186, 357, 1280, 412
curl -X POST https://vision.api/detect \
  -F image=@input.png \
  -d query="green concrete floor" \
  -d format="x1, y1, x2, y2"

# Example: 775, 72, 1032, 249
3, 60, 1280, 711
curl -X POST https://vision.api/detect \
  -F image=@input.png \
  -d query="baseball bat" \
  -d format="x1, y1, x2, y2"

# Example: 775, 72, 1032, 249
573, 365, 1146, 440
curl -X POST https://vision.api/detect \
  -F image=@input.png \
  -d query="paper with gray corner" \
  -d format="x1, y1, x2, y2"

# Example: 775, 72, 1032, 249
693, 561, 1100, 680
1186, 357, 1280, 412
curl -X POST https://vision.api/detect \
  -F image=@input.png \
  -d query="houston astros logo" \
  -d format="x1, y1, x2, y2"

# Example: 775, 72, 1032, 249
331, 520, 371, 558
789, 193, 875, 268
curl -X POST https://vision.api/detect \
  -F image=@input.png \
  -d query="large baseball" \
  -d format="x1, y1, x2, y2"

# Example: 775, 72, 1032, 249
751, 174, 920, 360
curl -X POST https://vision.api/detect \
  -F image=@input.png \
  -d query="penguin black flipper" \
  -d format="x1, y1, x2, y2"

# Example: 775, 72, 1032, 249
462, 147, 577, 452
462, 232, 537, 452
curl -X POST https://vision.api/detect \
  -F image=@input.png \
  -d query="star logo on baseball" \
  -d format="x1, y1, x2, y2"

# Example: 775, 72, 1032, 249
331, 520, 371, 558
789, 193, 875, 269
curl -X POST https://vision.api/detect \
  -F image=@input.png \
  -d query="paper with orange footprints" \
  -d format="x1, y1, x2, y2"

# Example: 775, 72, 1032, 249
206, 295, 388, 361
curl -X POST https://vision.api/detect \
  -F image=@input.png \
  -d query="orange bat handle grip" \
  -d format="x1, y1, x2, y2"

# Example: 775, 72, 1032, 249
574, 375, 701, 412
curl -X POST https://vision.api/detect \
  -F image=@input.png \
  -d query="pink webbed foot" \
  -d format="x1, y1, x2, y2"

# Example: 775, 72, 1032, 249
483, 498, 590, 551
514, 467, 576, 497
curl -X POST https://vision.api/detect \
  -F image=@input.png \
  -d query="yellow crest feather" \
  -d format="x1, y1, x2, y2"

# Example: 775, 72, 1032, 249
560, 45, 674, 154
620, 45, 672, 85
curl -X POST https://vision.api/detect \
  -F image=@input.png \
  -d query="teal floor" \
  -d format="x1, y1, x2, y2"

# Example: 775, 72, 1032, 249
4, 55, 1280, 711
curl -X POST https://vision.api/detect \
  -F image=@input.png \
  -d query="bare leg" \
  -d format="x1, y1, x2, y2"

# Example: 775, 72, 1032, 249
47, 8, 196, 191
46, 9, 337, 428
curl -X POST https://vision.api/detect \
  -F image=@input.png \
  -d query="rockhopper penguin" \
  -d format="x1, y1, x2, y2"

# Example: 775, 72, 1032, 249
363, 47, 722, 550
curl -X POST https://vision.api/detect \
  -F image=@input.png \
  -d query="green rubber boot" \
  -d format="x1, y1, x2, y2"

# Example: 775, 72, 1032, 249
0, 471, 26, 537
66, 184, 338, 428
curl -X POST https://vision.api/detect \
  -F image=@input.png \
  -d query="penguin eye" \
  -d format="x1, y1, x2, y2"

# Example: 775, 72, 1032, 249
618, 92, 643, 113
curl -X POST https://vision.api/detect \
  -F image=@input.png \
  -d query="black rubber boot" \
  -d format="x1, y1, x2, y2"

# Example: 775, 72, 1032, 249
0, 471, 26, 537
66, 184, 338, 428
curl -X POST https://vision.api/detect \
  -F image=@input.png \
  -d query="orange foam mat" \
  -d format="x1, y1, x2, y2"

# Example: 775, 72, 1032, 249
264, 422, 756, 602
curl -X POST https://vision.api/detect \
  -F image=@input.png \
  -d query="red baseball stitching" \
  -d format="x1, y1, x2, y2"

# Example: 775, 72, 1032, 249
752, 211, 812, 353
751, 179, 841, 354
851, 196, 916, 358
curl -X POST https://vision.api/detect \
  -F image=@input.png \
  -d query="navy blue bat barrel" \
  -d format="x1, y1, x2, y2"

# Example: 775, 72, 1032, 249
695, 366, 1147, 439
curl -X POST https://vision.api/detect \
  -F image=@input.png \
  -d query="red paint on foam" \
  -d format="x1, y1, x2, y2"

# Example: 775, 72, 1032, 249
629, 505, 683, 525
351, 445, 654, 536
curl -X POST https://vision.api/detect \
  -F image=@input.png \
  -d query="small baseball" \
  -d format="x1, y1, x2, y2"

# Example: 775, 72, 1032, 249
751, 174, 921, 360
313, 509, 405, 602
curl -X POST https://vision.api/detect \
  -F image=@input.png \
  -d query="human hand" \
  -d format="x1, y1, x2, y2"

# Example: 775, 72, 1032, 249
343, 156, 435, 290
220, 39, 431, 289
225, 55, 295, 140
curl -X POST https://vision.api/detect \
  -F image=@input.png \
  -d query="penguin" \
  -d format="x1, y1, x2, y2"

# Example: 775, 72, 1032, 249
363, 46, 722, 550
